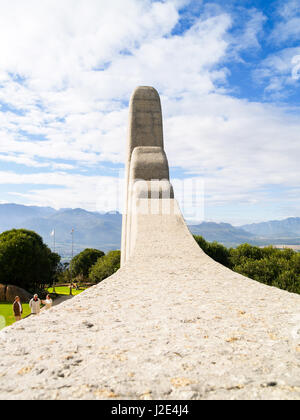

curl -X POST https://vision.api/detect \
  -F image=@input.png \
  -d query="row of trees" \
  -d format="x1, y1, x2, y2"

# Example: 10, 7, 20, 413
0, 228, 298, 295
69, 248, 120, 283
194, 236, 300, 294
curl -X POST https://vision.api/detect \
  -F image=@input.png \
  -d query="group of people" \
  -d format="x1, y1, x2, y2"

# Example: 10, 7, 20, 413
13, 294, 53, 322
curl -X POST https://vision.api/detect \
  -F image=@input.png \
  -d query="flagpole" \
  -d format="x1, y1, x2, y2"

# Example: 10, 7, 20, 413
70, 228, 74, 296
50, 229, 56, 293
72, 228, 74, 260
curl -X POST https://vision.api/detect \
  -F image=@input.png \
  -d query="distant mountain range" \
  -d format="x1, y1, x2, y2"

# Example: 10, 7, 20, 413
241, 218, 300, 238
188, 222, 255, 246
189, 217, 300, 247
0, 204, 122, 259
0, 204, 299, 258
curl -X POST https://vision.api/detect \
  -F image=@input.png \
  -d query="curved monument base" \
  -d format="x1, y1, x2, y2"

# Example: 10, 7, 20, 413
0, 208, 299, 400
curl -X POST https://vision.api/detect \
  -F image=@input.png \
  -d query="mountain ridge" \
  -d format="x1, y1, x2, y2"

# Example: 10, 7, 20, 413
0, 204, 299, 258
241, 217, 300, 237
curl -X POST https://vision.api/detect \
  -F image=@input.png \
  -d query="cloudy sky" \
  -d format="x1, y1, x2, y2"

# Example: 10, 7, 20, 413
0, 0, 299, 225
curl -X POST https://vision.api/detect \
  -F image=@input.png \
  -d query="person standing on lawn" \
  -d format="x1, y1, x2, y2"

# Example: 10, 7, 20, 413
29, 294, 41, 315
13, 296, 23, 322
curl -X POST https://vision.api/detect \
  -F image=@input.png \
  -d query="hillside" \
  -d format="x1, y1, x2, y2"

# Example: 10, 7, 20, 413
242, 217, 300, 237
188, 222, 254, 247
0, 204, 122, 258
0, 204, 56, 230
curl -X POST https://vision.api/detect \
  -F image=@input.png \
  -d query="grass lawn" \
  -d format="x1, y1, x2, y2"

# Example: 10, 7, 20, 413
0, 287, 88, 330
0, 302, 31, 330
47, 286, 87, 296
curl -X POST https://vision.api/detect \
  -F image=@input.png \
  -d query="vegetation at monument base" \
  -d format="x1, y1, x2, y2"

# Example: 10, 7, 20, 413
89, 250, 121, 283
52, 248, 120, 286
0, 229, 61, 293
194, 236, 300, 294
0, 227, 297, 297
70, 248, 105, 279
58, 249, 120, 284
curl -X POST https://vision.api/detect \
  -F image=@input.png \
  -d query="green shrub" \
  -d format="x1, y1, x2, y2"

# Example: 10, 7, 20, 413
89, 250, 120, 283
229, 243, 264, 266
194, 236, 300, 294
70, 248, 105, 279
194, 235, 231, 268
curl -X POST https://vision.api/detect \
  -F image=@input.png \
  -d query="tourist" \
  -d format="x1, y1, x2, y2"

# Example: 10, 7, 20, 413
29, 294, 41, 315
13, 296, 23, 322
42, 294, 53, 310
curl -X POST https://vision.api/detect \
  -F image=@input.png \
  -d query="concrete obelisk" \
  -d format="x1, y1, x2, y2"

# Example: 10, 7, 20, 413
121, 86, 173, 266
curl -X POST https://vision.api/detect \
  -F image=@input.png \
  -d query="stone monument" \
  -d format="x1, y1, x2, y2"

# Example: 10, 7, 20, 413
122, 86, 174, 265
0, 87, 299, 400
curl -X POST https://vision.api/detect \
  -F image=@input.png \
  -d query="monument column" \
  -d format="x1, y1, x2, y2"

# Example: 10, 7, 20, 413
121, 86, 168, 266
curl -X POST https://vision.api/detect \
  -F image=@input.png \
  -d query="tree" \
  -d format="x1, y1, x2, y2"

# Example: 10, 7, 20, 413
233, 257, 280, 286
275, 270, 299, 294
89, 250, 120, 283
56, 262, 71, 285
194, 235, 210, 254
0, 229, 61, 292
193, 236, 299, 295
70, 248, 105, 279
48, 249, 61, 285
229, 243, 264, 267
194, 235, 231, 268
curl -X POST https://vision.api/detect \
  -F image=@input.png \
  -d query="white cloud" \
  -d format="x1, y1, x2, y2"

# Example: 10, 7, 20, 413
253, 0, 300, 96
291, 54, 300, 80
164, 92, 300, 194
254, 46, 300, 93
0, 0, 179, 85
0, 1, 232, 169
0, 0, 299, 221
270, 0, 300, 44
232, 8, 266, 52
0, 170, 125, 212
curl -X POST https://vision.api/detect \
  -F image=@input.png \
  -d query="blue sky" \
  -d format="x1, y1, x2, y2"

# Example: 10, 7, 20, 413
0, 0, 299, 225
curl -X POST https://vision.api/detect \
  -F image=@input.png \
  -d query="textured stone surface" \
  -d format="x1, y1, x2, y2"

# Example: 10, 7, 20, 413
122, 87, 172, 266
127, 86, 164, 155
0, 87, 299, 400
130, 147, 170, 181
121, 86, 166, 266
0, 256, 299, 400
